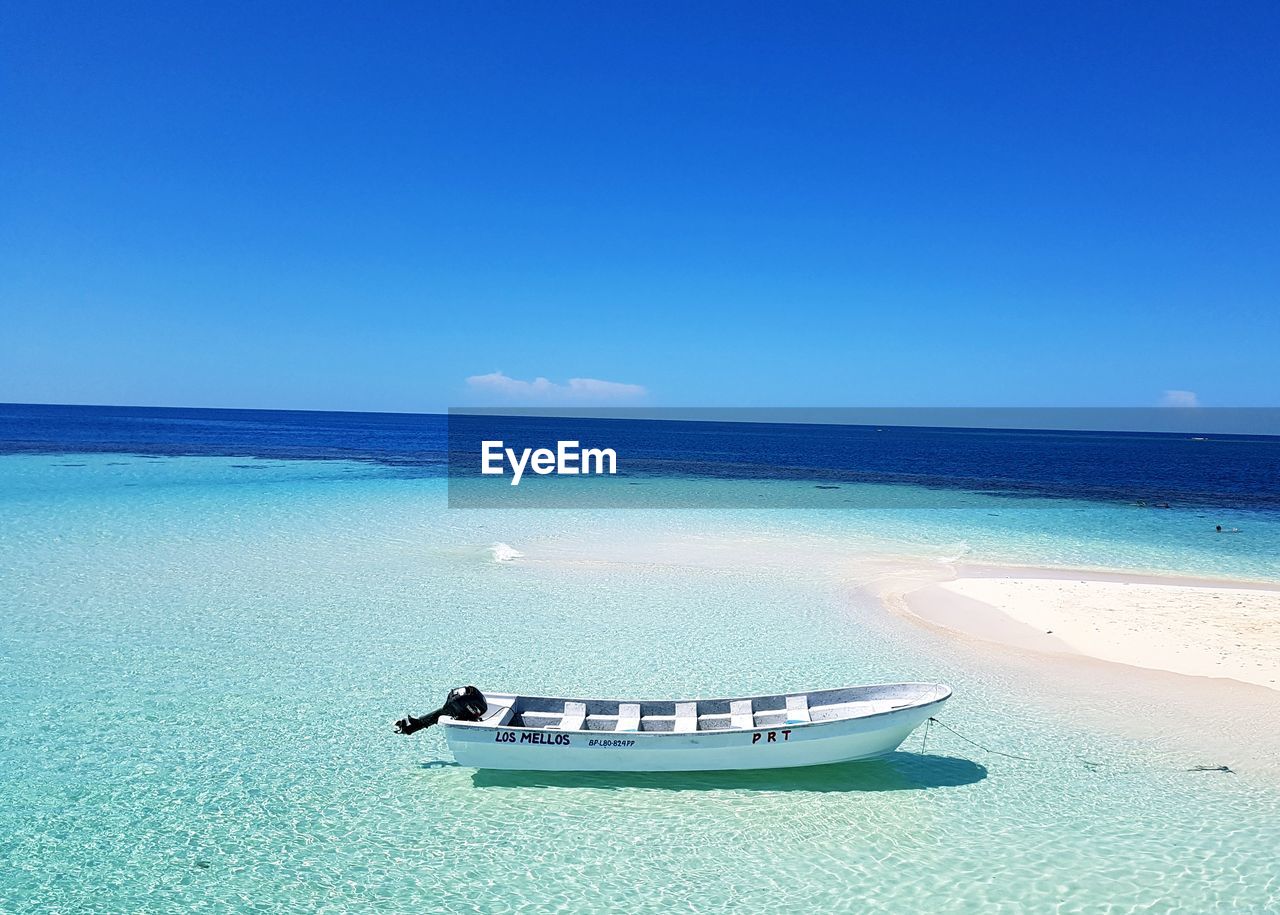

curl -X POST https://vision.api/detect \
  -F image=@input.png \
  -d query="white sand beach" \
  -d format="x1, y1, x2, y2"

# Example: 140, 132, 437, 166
899, 567, 1280, 692
860, 560, 1280, 779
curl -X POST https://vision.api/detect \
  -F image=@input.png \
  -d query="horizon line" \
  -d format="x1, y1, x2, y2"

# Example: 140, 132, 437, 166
4, 401, 1280, 438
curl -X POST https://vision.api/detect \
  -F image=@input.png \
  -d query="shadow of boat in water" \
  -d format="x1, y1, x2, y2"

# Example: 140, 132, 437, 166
467, 752, 986, 792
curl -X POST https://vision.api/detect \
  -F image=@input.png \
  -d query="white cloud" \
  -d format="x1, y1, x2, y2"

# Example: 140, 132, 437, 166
465, 371, 647, 403
1161, 389, 1200, 408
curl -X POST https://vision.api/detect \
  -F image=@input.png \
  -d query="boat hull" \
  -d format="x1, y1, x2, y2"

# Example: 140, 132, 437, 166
443, 695, 946, 772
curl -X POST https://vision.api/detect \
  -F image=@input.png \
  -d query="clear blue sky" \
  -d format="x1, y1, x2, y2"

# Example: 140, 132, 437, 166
2, 2, 1277, 412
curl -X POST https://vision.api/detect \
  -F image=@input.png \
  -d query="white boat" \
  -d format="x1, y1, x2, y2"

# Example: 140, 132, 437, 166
407, 682, 951, 772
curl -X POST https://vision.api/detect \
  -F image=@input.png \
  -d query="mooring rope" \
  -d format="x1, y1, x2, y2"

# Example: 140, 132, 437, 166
925, 717, 1233, 773
926, 716, 1034, 761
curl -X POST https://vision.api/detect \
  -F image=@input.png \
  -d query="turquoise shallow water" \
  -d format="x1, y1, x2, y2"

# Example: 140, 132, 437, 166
2, 455, 1279, 912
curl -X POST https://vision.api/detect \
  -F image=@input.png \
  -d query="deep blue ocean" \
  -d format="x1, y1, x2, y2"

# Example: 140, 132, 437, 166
3, 402, 1277, 511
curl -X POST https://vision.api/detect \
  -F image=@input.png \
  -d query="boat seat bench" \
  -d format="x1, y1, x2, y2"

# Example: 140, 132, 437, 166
557, 701, 587, 731
514, 696, 865, 731
786, 695, 811, 724
616, 703, 641, 732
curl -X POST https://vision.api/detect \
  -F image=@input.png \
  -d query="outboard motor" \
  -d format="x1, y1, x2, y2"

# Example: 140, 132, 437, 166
394, 686, 487, 735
